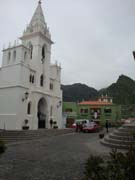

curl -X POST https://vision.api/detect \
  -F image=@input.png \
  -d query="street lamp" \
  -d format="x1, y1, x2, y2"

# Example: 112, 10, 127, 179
22, 92, 29, 102
57, 100, 62, 108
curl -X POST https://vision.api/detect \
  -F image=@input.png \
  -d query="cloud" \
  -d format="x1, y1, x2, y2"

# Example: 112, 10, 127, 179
0, 0, 135, 89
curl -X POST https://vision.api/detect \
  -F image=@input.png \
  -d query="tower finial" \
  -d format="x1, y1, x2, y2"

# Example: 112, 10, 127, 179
38, 0, 41, 4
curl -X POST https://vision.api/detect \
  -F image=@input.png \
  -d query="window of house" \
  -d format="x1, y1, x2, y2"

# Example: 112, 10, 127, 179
27, 102, 32, 114
65, 108, 73, 112
13, 50, 16, 61
84, 109, 88, 113
104, 108, 112, 113
80, 108, 88, 114
40, 74, 44, 87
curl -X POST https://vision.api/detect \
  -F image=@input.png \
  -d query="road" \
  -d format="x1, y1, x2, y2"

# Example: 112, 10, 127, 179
0, 132, 110, 180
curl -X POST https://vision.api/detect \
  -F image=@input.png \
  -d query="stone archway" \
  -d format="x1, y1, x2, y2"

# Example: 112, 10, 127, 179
37, 98, 47, 129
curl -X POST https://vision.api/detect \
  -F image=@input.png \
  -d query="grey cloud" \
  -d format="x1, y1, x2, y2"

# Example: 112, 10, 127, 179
0, 0, 135, 89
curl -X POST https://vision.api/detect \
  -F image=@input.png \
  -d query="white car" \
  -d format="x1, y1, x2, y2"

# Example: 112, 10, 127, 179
72, 119, 90, 128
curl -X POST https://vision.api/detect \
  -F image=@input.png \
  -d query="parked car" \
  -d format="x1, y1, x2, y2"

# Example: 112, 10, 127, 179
82, 122, 100, 133
72, 119, 90, 128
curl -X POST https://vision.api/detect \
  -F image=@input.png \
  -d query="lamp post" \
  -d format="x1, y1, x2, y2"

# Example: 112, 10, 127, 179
57, 100, 62, 108
22, 92, 29, 102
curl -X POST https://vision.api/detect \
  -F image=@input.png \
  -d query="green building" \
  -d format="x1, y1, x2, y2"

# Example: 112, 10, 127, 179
63, 96, 121, 127
63, 102, 78, 127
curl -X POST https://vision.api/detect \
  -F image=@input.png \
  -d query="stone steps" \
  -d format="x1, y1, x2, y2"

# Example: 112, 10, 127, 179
100, 123, 135, 149
0, 129, 74, 143
109, 133, 133, 141
104, 135, 135, 145
100, 139, 130, 150
113, 130, 132, 137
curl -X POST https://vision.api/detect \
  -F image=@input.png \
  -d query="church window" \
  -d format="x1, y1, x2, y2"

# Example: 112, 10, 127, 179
29, 74, 35, 84
40, 74, 44, 86
27, 102, 32, 115
40, 74, 44, 87
41, 44, 46, 63
32, 75, 35, 83
8, 52, 11, 62
13, 51, 16, 61
50, 83, 53, 90
29, 44, 33, 59
24, 51, 27, 61
29, 74, 32, 83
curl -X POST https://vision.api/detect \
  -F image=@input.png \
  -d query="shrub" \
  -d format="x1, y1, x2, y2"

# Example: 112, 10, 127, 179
83, 146, 135, 180
84, 155, 106, 180
53, 126, 58, 129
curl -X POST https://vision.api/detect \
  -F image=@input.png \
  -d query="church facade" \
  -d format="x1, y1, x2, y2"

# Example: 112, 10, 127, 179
0, 1, 62, 130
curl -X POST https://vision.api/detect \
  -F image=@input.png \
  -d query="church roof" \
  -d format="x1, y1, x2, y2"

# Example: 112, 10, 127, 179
22, 1, 51, 40
29, 1, 47, 30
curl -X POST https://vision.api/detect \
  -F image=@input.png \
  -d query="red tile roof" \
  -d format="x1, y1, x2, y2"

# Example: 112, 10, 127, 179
79, 101, 113, 105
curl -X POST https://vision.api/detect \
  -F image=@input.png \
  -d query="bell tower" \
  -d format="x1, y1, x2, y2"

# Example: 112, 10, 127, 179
21, 1, 53, 90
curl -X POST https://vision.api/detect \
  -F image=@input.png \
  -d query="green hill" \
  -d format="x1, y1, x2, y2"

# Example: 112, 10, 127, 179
62, 75, 135, 105
100, 75, 135, 105
62, 83, 98, 102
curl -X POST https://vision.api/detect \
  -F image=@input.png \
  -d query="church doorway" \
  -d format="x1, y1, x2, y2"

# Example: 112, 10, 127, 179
37, 98, 47, 129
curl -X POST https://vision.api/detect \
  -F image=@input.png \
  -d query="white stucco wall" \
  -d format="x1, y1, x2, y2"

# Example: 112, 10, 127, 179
0, 3, 63, 130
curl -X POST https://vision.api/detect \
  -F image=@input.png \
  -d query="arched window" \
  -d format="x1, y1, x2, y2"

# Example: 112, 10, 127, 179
29, 74, 35, 84
24, 51, 27, 61
27, 102, 32, 115
8, 52, 11, 62
29, 74, 32, 83
29, 44, 33, 59
13, 51, 16, 61
41, 44, 46, 63
32, 75, 34, 83
40, 74, 44, 87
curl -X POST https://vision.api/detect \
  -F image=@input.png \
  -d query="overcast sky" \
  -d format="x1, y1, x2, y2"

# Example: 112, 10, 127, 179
0, 0, 135, 89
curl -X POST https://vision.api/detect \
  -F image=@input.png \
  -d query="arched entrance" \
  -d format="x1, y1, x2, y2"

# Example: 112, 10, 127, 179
37, 98, 47, 129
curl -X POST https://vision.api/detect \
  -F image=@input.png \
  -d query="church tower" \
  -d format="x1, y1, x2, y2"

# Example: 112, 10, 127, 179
0, 1, 62, 130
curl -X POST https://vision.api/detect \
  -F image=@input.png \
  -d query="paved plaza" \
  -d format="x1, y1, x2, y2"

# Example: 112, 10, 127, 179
0, 131, 111, 180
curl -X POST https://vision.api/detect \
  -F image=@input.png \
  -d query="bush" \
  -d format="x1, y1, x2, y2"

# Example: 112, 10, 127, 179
84, 155, 106, 180
53, 126, 58, 129
0, 140, 6, 154
83, 146, 135, 180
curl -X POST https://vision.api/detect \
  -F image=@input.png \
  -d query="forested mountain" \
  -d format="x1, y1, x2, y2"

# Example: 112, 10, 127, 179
62, 83, 98, 102
62, 75, 135, 105
100, 75, 135, 105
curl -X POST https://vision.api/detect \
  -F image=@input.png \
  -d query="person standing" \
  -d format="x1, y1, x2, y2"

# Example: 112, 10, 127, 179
76, 123, 79, 132
105, 120, 109, 133
50, 119, 53, 128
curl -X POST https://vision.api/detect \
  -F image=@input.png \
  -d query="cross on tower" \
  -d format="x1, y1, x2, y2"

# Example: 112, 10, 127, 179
38, 0, 42, 4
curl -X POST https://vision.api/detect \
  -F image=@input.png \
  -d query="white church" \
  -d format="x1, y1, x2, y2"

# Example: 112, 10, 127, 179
0, 1, 63, 130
